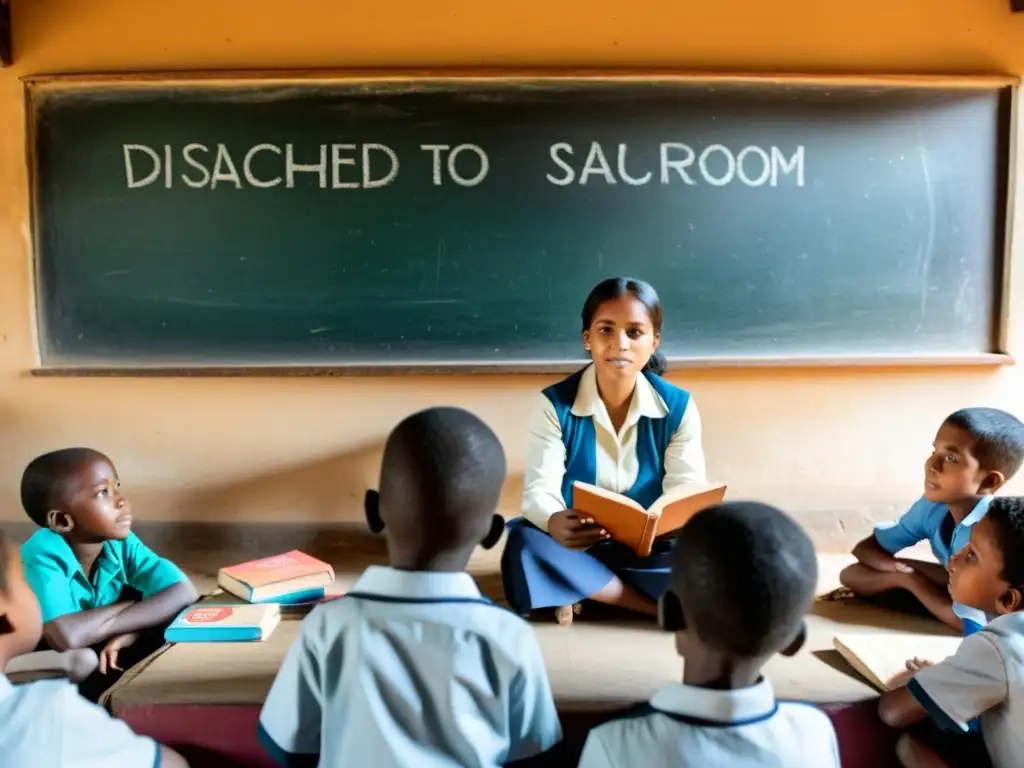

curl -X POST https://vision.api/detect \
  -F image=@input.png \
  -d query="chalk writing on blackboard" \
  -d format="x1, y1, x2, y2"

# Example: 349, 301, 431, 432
123, 141, 806, 191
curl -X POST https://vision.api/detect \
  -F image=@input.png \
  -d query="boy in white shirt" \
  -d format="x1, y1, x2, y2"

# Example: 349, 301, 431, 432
578, 501, 840, 767
0, 528, 188, 767
879, 496, 1024, 768
258, 406, 562, 768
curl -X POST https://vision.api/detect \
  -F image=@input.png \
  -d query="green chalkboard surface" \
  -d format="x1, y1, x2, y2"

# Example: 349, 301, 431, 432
29, 76, 1011, 369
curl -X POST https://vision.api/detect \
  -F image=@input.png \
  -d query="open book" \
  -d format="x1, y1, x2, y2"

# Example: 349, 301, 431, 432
572, 481, 727, 556
832, 633, 963, 691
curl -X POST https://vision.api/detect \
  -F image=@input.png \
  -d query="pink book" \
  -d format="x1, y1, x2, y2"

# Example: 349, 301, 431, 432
217, 550, 335, 603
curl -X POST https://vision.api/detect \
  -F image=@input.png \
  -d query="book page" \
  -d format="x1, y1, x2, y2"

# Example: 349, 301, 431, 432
650, 483, 727, 536
833, 633, 963, 691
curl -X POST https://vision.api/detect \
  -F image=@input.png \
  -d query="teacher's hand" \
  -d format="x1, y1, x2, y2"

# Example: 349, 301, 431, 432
549, 510, 611, 550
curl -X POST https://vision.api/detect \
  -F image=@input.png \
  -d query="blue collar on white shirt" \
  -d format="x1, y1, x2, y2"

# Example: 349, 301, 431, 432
570, 364, 668, 421
346, 565, 489, 605
0, 674, 12, 704
649, 678, 779, 727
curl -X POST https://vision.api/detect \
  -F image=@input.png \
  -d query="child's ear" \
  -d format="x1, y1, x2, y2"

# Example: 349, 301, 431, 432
998, 587, 1022, 615
781, 622, 807, 657
46, 509, 74, 534
480, 515, 505, 550
657, 590, 686, 633
980, 470, 1006, 494
364, 490, 384, 534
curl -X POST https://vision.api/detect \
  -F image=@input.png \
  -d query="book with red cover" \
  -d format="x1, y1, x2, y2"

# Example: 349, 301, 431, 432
217, 550, 335, 603
572, 481, 727, 556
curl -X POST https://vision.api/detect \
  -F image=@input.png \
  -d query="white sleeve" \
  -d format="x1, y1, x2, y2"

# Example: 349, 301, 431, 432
910, 630, 1008, 731
258, 615, 323, 761
506, 631, 562, 761
661, 398, 708, 491
577, 729, 616, 768
521, 394, 569, 532
56, 683, 159, 767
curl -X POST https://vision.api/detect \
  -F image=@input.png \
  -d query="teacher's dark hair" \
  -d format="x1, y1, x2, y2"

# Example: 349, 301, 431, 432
581, 277, 667, 376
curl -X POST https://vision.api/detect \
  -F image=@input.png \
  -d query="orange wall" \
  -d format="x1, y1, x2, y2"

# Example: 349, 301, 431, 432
1, 0, 1024, 546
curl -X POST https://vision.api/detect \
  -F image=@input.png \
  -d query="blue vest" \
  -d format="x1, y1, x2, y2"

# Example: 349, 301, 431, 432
542, 367, 690, 510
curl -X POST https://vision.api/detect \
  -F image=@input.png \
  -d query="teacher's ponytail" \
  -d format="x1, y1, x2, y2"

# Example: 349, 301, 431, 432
644, 350, 668, 377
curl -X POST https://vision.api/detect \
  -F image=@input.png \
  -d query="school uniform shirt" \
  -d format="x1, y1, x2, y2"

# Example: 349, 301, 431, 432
578, 678, 841, 768
0, 674, 160, 767
522, 364, 706, 531
20, 529, 189, 623
257, 566, 562, 768
874, 495, 993, 630
908, 612, 1024, 768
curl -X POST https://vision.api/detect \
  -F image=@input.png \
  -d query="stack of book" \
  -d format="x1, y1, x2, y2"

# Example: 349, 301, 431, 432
166, 550, 337, 643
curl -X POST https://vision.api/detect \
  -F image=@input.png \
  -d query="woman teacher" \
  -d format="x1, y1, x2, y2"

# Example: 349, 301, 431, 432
501, 277, 707, 625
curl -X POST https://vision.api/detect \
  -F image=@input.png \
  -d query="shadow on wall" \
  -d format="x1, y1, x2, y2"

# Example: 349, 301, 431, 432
173, 441, 526, 525
180, 441, 385, 525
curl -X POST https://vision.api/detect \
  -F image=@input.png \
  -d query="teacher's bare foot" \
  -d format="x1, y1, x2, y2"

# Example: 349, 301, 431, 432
554, 603, 583, 626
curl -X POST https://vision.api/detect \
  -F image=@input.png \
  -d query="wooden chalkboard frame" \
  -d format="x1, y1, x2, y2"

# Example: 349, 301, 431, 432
24, 69, 1021, 376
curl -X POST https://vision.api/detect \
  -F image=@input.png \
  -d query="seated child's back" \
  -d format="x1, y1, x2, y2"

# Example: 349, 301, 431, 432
579, 501, 839, 767
259, 407, 561, 768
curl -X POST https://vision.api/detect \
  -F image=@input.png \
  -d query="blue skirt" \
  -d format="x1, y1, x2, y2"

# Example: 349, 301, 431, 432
500, 517, 674, 615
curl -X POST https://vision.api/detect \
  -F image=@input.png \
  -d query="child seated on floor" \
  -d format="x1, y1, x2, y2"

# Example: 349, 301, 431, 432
17, 448, 198, 701
878, 496, 1024, 768
259, 407, 562, 768
0, 528, 189, 767
839, 407, 1024, 633
578, 501, 840, 767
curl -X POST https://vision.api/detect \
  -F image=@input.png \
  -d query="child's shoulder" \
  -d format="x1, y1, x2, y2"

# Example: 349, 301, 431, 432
311, 593, 541, 655
2, 676, 155, 759
776, 700, 838, 730
20, 528, 71, 565
977, 612, 1024, 658
3, 676, 78, 720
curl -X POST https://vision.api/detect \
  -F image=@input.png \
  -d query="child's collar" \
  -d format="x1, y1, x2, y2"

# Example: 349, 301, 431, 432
649, 677, 777, 726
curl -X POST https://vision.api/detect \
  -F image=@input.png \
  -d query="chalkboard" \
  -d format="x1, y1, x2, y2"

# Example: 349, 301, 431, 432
28, 75, 1012, 370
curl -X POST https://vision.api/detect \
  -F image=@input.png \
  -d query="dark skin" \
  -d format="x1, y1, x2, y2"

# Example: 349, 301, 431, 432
546, 294, 665, 620
40, 456, 198, 664
0, 540, 189, 767
673, 597, 806, 690
878, 517, 1021, 768
840, 422, 1006, 630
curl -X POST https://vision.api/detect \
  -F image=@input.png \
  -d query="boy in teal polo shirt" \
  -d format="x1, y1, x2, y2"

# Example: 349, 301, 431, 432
0, 529, 190, 767
18, 447, 198, 699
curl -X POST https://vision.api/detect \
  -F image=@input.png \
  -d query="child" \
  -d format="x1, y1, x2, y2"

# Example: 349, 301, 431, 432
0, 528, 189, 766
878, 496, 1024, 768
18, 448, 198, 699
839, 408, 1024, 632
259, 407, 562, 767
578, 501, 840, 766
